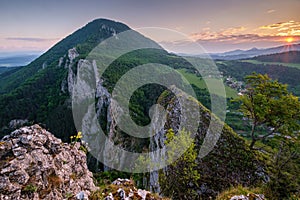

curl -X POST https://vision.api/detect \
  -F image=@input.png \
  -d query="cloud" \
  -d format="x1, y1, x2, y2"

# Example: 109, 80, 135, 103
193, 33, 292, 44
260, 20, 300, 36
190, 26, 249, 43
6, 37, 58, 42
190, 20, 300, 44
267, 9, 275, 14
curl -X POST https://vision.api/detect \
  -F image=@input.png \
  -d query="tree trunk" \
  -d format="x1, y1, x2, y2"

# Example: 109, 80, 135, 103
250, 121, 257, 150
249, 138, 256, 150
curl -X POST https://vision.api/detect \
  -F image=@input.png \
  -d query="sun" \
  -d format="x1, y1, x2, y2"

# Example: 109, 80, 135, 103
285, 37, 294, 43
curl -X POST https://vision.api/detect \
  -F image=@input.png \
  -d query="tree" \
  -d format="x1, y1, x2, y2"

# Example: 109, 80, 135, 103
265, 139, 300, 199
237, 73, 300, 149
159, 129, 200, 199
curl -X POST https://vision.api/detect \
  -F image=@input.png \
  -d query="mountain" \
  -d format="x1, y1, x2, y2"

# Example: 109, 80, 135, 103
0, 18, 192, 139
0, 18, 267, 198
0, 19, 134, 139
0, 19, 131, 94
209, 43, 300, 60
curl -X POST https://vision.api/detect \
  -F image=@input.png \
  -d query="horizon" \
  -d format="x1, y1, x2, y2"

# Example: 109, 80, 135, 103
0, 40, 299, 57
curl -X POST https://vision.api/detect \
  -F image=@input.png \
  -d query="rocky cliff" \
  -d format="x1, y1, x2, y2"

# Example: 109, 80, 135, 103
149, 90, 267, 198
0, 125, 97, 199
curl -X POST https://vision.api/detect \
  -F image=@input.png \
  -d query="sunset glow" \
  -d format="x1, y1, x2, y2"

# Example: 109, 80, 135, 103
285, 37, 294, 43
0, 0, 299, 53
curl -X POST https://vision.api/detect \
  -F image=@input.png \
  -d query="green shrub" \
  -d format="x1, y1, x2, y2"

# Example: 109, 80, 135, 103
22, 184, 38, 193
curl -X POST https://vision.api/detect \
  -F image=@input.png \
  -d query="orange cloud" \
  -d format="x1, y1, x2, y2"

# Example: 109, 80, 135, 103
190, 20, 300, 44
191, 26, 246, 41
260, 20, 300, 36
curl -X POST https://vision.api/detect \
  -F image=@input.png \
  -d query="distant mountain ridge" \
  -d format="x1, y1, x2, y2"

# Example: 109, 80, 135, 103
0, 54, 40, 67
0, 67, 19, 75
210, 43, 300, 60
252, 50, 300, 63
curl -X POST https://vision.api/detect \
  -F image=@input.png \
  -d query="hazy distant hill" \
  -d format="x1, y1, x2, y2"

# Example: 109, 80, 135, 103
0, 67, 19, 74
0, 54, 39, 67
253, 51, 300, 63
209, 43, 300, 60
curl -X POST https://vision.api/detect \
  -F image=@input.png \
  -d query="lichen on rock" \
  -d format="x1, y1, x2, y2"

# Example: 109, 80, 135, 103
0, 124, 97, 200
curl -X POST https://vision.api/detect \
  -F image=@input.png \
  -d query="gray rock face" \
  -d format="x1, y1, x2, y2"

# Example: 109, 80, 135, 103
8, 119, 28, 130
60, 47, 79, 95
148, 89, 266, 198
68, 48, 79, 63
0, 124, 97, 200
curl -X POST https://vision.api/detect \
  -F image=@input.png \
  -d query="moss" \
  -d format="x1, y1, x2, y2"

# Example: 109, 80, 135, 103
64, 192, 74, 199
22, 184, 38, 193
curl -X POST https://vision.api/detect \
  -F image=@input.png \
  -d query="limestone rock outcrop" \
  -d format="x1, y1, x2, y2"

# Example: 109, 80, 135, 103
0, 124, 97, 200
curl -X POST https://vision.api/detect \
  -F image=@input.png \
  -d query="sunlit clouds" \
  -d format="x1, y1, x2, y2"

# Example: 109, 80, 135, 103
260, 20, 300, 36
160, 20, 300, 53
190, 26, 248, 42
189, 20, 300, 45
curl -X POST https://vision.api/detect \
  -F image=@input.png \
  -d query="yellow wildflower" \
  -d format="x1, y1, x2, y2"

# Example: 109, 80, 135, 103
77, 131, 82, 139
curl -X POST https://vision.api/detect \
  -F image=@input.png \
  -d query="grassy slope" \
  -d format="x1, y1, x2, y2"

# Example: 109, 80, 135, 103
177, 68, 238, 98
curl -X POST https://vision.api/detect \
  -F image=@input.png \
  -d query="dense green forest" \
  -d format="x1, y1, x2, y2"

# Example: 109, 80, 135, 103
253, 51, 300, 63
217, 60, 300, 96
0, 67, 19, 75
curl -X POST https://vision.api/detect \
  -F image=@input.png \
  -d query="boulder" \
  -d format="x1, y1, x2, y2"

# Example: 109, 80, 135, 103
0, 124, 97, 199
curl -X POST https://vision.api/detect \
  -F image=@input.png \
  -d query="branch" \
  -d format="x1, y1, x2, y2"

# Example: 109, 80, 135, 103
259, 124, 283, 141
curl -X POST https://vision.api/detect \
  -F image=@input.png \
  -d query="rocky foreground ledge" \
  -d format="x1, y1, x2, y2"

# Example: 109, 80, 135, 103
0, 125, 167, 200
0, 125, 264, 200
0, 124, 97, 199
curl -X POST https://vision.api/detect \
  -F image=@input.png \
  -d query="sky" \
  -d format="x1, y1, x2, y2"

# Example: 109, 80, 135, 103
0, 0, 300, 54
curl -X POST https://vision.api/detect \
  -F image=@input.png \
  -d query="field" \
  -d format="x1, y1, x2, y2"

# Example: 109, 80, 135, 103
177, 69, 238, 98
